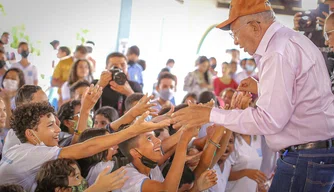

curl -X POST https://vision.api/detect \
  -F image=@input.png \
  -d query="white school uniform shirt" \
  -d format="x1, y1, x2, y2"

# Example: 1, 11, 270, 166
11, 62, 38, 85
226, 135, 263, 192
86, 161, 115, 186
114, 163, 164, 192
0, 143, 61, 192
2, 129, 21, 154
61, 81, 71, 101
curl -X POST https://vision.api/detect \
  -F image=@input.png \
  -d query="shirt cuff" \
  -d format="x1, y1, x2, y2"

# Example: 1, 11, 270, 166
210, 108, 229, 126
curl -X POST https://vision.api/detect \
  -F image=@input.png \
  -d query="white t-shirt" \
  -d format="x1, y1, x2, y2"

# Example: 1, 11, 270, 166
114, 163, 164, 192
0, 143, 61, 192
2, 129, 21, 154
86, 161, 115, 186
226, 135, 263, 192
11, 62, 38, 85
61, 81, 71, 101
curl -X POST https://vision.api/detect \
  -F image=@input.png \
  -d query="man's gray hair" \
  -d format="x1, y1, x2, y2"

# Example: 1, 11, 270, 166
239, 10, 276, 24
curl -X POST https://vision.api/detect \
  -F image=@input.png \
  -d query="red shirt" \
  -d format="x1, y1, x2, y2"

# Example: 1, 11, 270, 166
213, 77, 238, 96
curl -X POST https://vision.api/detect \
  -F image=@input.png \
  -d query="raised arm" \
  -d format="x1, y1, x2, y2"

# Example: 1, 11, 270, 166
59, 112, 170, 160
141, 126, 195, 192
194, 124, 225, 179
70, 84, 103, 145
109, 94, 158, 132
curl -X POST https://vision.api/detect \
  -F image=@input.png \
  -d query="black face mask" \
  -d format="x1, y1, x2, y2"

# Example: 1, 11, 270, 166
0, 60, 6, 69
135, 149, 158, 169
21, 50, 29, 58
127, 60, 135, 65
211, 64, 217, 70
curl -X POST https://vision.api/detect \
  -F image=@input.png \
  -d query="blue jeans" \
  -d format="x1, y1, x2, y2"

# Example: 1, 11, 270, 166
269, 148, 334, 192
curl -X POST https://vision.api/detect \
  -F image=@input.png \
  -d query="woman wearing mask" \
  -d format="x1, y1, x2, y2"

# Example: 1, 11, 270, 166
234, 58, 258, 84
1, 68, 25, 110
57, 100, 93, 147
61, 59, 93, 103
184, 56, 213, 97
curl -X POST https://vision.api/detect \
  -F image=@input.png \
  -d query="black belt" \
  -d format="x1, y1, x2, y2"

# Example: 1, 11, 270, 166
280, 139, 334, 154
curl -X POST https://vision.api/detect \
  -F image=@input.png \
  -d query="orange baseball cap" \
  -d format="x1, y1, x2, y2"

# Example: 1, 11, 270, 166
216, 0, 273, 31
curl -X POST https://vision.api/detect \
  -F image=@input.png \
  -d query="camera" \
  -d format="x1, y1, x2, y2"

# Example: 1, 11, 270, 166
298, 3, 329, 32
109, 66, 127, 85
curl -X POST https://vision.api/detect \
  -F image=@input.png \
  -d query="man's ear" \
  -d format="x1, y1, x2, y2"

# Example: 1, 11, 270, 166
156, 85, 160, 92
250, 21, 262, 37
130, 148, 141, 159
25, 129, 35, 143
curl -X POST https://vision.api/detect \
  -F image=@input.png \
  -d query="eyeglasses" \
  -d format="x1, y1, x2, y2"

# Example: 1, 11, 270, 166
324, 29, 334, 41
229, 21, 260, 40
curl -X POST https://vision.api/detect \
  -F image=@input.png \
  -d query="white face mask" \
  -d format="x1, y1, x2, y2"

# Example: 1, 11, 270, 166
3, 79, 18, 91
30, 130, 45, 146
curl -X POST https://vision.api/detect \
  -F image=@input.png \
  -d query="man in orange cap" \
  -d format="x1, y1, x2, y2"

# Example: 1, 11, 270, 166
171, 0, 334, 191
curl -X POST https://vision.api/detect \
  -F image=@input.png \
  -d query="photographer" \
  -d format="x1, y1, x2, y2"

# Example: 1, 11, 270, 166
293, 1, 334, 76
94, 52, 142, 116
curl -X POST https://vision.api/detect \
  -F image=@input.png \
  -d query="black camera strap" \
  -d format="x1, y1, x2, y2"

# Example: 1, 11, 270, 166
117, 95, 124, 116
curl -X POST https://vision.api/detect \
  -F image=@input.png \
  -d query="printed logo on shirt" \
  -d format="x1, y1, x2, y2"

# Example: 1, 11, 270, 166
256, 148, 262, 157
2, 156, 13, 164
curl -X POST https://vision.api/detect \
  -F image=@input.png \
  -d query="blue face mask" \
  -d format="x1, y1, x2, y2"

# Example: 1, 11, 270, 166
159, 88, 174, 101
245, 64, 255, 72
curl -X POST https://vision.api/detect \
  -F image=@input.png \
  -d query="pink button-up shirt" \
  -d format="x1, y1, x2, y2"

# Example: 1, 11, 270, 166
210, 22, 334, 151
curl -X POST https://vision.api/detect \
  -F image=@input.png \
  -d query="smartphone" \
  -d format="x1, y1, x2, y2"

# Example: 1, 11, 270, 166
319, 3, 329, 19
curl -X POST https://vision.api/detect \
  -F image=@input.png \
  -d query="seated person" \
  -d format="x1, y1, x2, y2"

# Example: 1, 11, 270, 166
93, 106, 119, 129
2, 85, 48, 154
70, 80, 91, 100
151, 72, 177, 112
77, 128, 119, 186
0, 94, 168, 191
116, 124, 194, 192
94, 52, 142, 116
35, 158, 127, 192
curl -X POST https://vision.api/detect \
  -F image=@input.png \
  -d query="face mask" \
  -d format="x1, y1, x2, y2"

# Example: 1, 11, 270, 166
245, 64, 255, 72
3, 79, 18, 91
21, 50, 29, 58
135, 149, 158, 169
30, 130, 45, 146
87, 116, 93, 128
211, 64, 217, 70
71, 178, 88, 192
159, 88, 174, 101
127, 60, 135, 65
0, 60, 6, 69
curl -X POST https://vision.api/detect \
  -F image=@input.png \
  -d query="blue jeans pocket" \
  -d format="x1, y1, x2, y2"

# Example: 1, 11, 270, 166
303, 161, 334, 192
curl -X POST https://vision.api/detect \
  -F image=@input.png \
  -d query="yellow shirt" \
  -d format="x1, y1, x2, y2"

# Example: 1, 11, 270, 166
52, 57, 74, 82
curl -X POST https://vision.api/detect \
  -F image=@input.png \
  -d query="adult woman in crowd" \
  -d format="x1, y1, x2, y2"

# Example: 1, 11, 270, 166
213, 62, 238, 97
184, 56, 213, 97
61, 59, 93, 103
